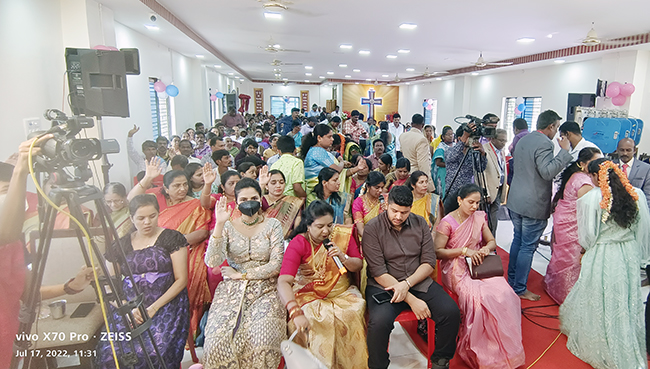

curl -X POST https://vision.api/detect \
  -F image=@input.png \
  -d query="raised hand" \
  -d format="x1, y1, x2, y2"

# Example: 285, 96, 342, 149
127, 125, 140, 137
203, 162, 217, 185
558, 135, 571, 151
258, 165, 270, 187
214, 196, 231, 225
144, 157, 164, 179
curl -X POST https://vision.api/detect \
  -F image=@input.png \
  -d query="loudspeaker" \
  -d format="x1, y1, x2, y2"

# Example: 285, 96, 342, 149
65, 47, 139, 117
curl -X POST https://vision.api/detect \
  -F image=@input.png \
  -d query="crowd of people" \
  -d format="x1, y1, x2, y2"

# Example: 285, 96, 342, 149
1, 104, 650, 369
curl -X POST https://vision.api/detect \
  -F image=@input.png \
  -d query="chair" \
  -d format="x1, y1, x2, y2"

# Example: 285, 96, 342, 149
395, 310, 436, 369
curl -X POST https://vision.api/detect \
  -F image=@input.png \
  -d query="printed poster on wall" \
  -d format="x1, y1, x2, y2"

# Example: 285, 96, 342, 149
254, 88, 264, 114
300, 90, 309, 112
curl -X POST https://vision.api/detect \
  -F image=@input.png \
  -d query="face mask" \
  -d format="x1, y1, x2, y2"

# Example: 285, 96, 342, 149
238, 200, 261, 217
255, 137, 262, 142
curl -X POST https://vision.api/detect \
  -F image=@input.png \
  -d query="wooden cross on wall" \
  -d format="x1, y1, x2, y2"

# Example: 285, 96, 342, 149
361, 89, 383, 120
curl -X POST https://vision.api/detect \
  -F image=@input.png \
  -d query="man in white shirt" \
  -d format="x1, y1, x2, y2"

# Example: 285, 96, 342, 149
553, 121, 599, 160
388, 113, 405, 158
300, 116, 318, 136
331, 105, 341, 118
306, 104, 320, 118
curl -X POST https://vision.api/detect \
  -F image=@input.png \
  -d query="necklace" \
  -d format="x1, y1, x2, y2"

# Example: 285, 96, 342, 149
452, 210, 468, 224
242, 215, 263, 226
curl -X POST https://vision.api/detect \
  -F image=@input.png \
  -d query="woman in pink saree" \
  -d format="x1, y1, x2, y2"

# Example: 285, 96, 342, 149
434, 184, 524, 369
545, 147, 601, 304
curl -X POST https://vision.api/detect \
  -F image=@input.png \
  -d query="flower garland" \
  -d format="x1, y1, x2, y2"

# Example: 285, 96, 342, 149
336, 133, 346, 158
598, 160, 638, 223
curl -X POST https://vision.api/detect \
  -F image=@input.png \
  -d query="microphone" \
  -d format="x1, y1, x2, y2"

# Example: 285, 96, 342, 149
323, 238, 347, 275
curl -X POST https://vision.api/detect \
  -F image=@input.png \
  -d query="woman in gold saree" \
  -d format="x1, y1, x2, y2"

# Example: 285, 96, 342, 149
203, 178, 286, 368
352, 171, 386, 239
260, 169, 304, 239
277, 200, 368, 369
128, 158, 211, 354
409, 170, 442, 230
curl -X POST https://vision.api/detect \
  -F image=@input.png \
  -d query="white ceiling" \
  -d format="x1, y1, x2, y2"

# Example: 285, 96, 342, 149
99, 0, 650, 83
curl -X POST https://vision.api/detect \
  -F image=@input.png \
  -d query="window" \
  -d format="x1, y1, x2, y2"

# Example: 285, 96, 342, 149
502, 96, 542, 143
149, 77, 170, 139
423, 99, 438, 128
270, 96, 300, 117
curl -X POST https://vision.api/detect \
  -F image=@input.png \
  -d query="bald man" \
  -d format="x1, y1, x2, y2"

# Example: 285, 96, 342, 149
615, 138, 650, 208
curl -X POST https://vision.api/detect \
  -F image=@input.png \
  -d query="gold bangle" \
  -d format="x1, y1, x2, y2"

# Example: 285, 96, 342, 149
138, 182, 146, 190
241, 272, 247, 280
405, 278, 412, 288
461, 246, 468, 256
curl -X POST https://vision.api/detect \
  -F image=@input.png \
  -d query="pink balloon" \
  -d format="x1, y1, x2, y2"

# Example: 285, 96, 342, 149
620, 83, 636, 97
210, 95, 218, 101
612, 94, 627, 106
188, 364, 204, 369
514, 108, 520, 115
606, 82, 622, 98
153, 81, 166, 92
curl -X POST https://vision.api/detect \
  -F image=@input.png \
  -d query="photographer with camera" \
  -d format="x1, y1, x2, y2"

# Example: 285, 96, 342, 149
444, 122, 487, 201
0, 135, 51, 368
478, 113, 500, 145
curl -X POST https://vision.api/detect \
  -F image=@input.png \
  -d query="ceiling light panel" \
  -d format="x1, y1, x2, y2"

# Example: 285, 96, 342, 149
398, 49, 410, 54
399, 23, 417, 30
327, 71, 334, 75
406, 68, 415, 72
264, 12, 282, 20
358, 50, 370, 55
517, 37, 535, 43
386, 55, 397, 59
339, 44, 353, 49
339, 64, 348, 68
353, 69, 361, 72
145, 25, 159, 30
304, 66, 313, 70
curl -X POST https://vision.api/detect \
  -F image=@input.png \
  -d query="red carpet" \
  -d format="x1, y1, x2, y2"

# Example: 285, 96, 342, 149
401, 248, 593, 368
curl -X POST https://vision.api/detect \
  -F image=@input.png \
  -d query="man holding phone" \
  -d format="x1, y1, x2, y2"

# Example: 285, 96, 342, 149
363, 186, 460, 369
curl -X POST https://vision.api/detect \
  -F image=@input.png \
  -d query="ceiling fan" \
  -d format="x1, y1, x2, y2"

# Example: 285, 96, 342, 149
260, 37, 310, 53
270, 59, 303, 66
472, 52, 513, 68
580, 22, 633, 47
257, 0, 317, 16
419, 66, 449, 77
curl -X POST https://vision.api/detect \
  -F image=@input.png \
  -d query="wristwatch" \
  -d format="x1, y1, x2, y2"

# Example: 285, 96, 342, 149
343, 254, 350, 261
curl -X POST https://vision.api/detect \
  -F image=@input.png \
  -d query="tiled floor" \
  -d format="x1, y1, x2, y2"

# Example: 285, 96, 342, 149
182, 217, 649, 369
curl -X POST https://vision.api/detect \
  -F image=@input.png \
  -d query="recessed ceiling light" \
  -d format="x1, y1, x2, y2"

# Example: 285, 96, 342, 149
264, 12, 282, 20
471, 72, 479, 76
398, 49, 411, 54
436, 77, 442, 81
213, 64, 221, 68
339, 64, 348, 68
273, 44, 281, 48
358, 50, 370, 55
282, 78, 288, 81
399, 23, 417, 30
145, 25, 159, 31
366, 78, 372, 81
240, 78, 244, 81
228, 72, 234, 76
345, 75, 352, 78
327, 71, 334, 75
386, 55, 397, 59
305, 66, 313, 70
340, 44, 353, 49
305, 73, 312, 76
406, 68, 415, 72
305, 80, 310, 82
382, 74, 390, 78
405, 82, 411, 85
355, 82, 359, 84
547, 34, 554, 39
517, 37, 535, 43
554, 59, 566, 64
319, 76, 325, 79
353, 69, 361, 72
196, 54, 205, 58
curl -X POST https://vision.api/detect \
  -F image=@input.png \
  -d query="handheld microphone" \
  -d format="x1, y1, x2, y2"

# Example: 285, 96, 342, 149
323, 238, 347, 275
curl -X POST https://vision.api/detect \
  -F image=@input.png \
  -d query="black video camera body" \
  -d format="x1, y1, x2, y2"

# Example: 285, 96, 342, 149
461, 115, 497, 139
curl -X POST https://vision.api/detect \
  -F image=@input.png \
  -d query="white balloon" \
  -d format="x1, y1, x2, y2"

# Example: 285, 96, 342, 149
157, 91, 168, 99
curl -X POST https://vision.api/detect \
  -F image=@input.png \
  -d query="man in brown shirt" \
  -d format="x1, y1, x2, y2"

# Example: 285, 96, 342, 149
221, 106, 246, 129
363, 186, 459, 369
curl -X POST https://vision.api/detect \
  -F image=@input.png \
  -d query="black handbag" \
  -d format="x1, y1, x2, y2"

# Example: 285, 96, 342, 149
465, 254, 504, 279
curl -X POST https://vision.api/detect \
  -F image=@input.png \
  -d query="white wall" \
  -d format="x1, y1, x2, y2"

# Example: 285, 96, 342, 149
0, 0, 65, 162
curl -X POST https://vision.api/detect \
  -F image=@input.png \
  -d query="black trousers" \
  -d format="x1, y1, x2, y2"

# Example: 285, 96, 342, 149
366, 282, 460, 369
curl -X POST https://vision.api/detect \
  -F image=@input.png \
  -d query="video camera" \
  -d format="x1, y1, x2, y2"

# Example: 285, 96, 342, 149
460, 115, 497, 139
32, 109, 119, 184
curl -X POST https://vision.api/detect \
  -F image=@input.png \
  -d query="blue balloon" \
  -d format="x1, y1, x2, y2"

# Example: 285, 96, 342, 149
422, 101, 428, 107
216, 92, 224, 99
517, 103, 526, 111
166, 84, 179, 97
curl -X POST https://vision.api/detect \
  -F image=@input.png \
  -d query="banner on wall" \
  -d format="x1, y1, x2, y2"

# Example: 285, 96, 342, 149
300, 90, 309, 112
254, 88, 264, 114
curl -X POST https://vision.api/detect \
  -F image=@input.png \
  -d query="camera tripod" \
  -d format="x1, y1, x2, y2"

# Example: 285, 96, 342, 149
11, 180, 167, 369
442, 140, 492, 227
